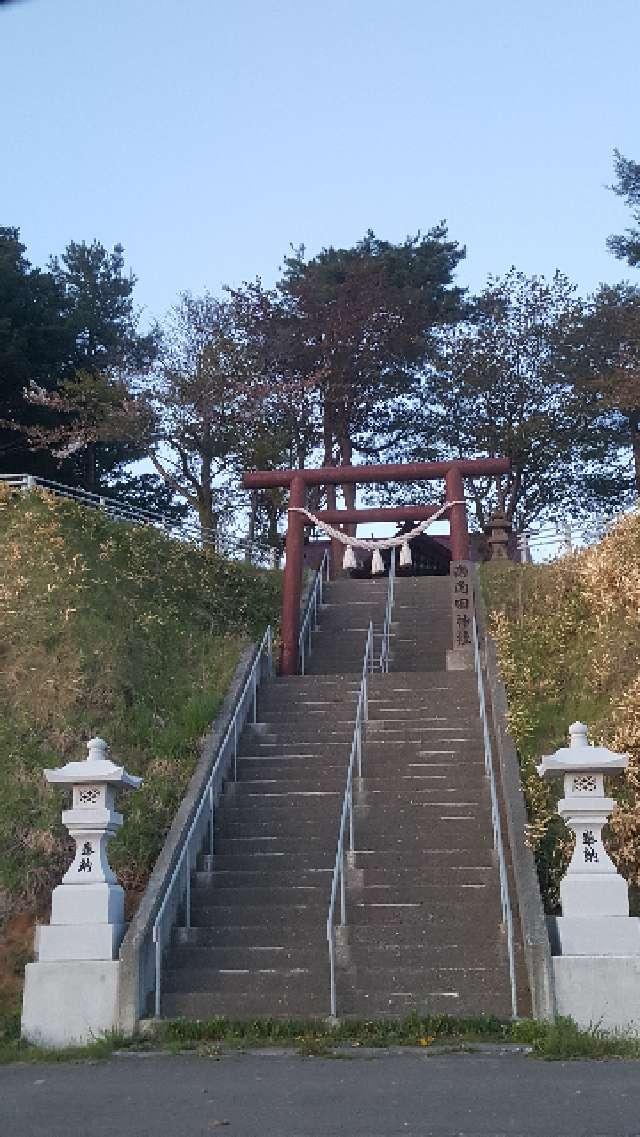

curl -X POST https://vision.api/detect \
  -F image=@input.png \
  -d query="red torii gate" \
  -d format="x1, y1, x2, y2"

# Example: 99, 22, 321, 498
242, 458, 509, 675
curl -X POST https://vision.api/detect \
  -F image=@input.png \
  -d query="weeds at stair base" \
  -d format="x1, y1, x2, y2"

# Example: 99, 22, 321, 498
3, 1011, 640, 1063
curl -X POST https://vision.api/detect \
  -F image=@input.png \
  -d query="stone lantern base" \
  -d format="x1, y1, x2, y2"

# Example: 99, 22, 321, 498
22, 960, 121, 1048
548, 910, 640, 1034
552, 954, 640, 1036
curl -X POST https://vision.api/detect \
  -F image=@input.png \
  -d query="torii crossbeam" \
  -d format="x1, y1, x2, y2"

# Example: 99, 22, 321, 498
242, 458, 509, 675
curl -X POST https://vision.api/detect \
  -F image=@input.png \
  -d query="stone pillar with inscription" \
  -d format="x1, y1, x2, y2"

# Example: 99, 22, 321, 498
538, 722, 640, 1033
22, 738, 142, 1048
446, 560, 474, 670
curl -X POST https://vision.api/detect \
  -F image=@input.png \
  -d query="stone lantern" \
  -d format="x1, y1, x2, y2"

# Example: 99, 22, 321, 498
22, 738, 142, 1047
486, 509, 512, 561
538, 721, 640, 1032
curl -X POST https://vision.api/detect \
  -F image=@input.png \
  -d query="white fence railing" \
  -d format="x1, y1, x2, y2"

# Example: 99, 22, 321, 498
326, 621, 373, 1017
471, 600, 518, 1017
0, 473, 277, 564
151, 626, 274, 1016
517, 509, 638, 563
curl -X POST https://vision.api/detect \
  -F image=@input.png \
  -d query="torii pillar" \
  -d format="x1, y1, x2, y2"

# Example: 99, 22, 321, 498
242, 458, 510, 675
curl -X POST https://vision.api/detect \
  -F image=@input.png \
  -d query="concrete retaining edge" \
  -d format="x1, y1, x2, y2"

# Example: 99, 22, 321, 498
118, 572, 315, 1033
473, 567, 556, 1022
117, 640, 260, 1033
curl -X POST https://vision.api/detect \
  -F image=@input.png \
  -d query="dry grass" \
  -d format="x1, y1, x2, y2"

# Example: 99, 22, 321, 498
482, 511, 640, 908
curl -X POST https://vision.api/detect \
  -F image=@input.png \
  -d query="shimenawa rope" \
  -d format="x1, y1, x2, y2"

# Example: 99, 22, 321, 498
288, 500, 464, 573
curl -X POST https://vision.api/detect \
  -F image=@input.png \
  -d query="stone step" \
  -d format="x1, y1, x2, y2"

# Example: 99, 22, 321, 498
242, 728, 355, 742
355, 865, 495, 886
163, 967, 328, 997
361, 748, 484, 764
258, 693, 359, 708
189, 904, 326, 927
356, 785, 489, 800
367, 674, 477, 690
233, 776, 348, 792
356, 801, 488, 817
204, 854, 332, 873
224, 788, 344, 804
265, 675, 361, 686
342, 942, 506, 969
216, 819, 342, 839
218, 804, 342, 826
364, 723, 481, 736
350, 883, 500, 905
172, 924, 324, 948
340, 921, 501, 947
337, 982, 512, 1019
358, 776, 488, 791
347, 900, 502, 928
191, 884, 328, 907
352, 849, 496, 871
257, 711, 356, 724
167, 944, 328, 970
214, 837, 336, 857
196, 868, 333, 888
342, 964, 509, 990
161, 989, 330, 1019
360, 750, 482, 763
238, 743, 351, 757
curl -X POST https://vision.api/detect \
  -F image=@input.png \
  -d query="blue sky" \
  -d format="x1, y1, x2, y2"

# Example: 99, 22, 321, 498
2, 0, 639, 330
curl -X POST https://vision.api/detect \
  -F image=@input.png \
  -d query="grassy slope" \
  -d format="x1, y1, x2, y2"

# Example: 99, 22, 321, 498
482, 512, 640, 909
0, 487, 280, 1015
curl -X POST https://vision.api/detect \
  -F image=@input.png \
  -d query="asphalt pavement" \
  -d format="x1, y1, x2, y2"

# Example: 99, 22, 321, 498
1, 1048, 639, 1137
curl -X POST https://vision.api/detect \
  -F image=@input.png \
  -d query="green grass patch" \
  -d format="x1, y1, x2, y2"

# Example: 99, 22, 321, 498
3, 1013, 640, 1063
0, 488, 280, 1014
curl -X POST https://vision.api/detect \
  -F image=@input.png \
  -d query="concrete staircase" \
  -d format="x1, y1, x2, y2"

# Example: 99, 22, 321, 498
161, 578, 388, 1019
161, 573, 517, 1020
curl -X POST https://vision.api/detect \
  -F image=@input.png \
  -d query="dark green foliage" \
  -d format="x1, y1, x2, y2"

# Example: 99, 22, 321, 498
0, 227, 69, 477
377, 269, 602, 529
608, 150, 640, 267
563, 282, 640, 502
0, 228, 165, 500
278, 228, 465, 482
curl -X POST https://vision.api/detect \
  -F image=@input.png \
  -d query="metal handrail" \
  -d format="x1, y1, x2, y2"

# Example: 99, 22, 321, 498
379, 553, 396, 672
298, 549, 329, 674
470, 604, 518, 1017
0, 473, 276, 562
151, 625, 274, 1017
326, 620, 373, 1017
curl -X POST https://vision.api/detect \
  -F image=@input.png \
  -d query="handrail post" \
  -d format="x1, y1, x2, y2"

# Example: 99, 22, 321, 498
471, 600, 518, 1018
154, 931, 162, 1017
149, 625, 273, 1018
325, 618, 374, 1015
328, 927, 336, 1017
185, 853, 191, 929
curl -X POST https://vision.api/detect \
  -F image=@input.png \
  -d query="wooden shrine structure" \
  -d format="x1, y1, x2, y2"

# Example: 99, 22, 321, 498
242, 458, 510, 675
